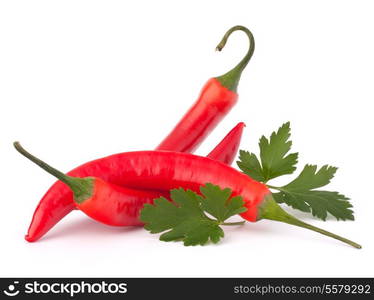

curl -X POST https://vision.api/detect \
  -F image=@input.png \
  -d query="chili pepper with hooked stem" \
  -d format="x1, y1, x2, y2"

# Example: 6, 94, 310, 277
156, 25, 254, 152
15, 143, 361, 248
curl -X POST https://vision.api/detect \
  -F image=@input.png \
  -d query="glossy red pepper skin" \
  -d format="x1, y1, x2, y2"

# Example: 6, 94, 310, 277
25, 123, 245, 241
156, 78, 238, 152
24, 166, 124, 242
76, 151, 270, 222
207, 122, 245, 164
77, 179, 167, 226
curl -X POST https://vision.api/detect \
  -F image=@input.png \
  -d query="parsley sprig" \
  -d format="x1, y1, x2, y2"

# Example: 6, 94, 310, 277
140, 184, 247, 246
237, 122, 354, 221
140, 122, 357, 247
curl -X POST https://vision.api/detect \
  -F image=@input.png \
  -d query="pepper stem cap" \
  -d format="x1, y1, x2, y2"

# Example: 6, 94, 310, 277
13, 141, 93, 204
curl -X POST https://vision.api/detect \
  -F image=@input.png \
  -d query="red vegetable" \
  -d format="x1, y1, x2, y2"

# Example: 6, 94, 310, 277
14, 142, 166, 226
207, 122, 245, 164
157, 26, 254, 152
23, 122, 245, 241
15, 127, 245, 227
15, 144, 361, 248
23, 25, 254, 243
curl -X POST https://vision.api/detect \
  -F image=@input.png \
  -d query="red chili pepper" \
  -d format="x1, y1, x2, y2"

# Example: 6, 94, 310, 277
22, 25, 254, 243
23, 122, 245, 241
157, 26, 254, 152
207, 122, 245, 165
15, 143, 361, 248
16, 131, 247, 228
15, 143, 166, 226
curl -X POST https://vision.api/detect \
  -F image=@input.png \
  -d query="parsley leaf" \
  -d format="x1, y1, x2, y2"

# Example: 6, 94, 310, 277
140, 184, 247, 246
280, 164, 337, 190
259, 122, 298, 181
237, 122, 298, 182
200, 183, 247, 222
271, 165, 354, 221
237, 150, 265, 182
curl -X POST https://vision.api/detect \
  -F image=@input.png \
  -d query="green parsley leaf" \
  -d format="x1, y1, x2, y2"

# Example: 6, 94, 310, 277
237, 150, 265, 182
272, 165, 354, 221
281, 164, 337, 190
200, 183, 247, 222
140, 184, 247, 246
259, 122, 298, 181
237, 122, 298, 183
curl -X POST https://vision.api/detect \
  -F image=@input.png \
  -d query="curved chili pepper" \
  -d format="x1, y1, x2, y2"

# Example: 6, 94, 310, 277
16, 138, 248, 228
15, 142, 165, 226
23, 122, 245, 241
156, 25, 255, 152
15, 143, 361, 249
207, 122, 245, 164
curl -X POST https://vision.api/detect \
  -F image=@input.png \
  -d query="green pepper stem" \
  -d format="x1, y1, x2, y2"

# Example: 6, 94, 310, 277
215, 25, 255, 92
258, 194, 362, 249
13, 142, 93, 203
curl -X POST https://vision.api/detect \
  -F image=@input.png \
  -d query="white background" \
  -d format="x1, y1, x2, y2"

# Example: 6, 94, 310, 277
1, 0, 373, 277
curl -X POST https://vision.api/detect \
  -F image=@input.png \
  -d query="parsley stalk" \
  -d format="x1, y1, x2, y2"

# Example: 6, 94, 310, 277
258, 195, 361, 249
221, 221, 246, 226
